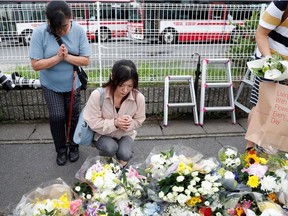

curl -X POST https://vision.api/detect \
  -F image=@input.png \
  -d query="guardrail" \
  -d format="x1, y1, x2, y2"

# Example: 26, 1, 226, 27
0, 2, 266, 84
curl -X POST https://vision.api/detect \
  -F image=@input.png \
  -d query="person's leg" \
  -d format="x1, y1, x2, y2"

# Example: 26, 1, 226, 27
64, 88, 81, 162
116, 136, 133, 166
245, 106, 255, 150
42, 86, 67, 165
94, 135, 118, 157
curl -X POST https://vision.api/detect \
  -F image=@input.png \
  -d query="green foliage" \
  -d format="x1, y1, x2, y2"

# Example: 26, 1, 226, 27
99, 202, 121, 216
227, 11, 261, 68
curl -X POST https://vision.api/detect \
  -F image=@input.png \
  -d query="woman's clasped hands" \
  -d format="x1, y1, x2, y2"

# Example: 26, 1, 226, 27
57, 44, 68, 60
114, 115, 132, 131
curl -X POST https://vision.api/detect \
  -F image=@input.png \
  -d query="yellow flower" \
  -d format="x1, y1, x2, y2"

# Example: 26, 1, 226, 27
52, 193, 70, 209
235, 206, 244, 216
178, 162, 185, 173
245, 154, 260, 166
247, 175, 259, 188
177, 162, 193, 174
186, 196, 202, 206
259, 157, 267, 165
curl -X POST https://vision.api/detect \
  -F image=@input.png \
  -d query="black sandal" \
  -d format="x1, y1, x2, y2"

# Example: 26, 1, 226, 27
245, 147, 254, 152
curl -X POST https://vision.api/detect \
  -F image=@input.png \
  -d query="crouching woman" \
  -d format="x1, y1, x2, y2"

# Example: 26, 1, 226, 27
83, 59, 146, 167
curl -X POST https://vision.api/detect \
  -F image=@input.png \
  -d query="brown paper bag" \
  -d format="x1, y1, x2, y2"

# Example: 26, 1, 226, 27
245, 82, 288, 152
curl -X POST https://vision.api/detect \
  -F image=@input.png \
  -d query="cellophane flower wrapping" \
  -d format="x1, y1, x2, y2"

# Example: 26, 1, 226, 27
223, 191, 287, 216
13, 178, 72, 216
144, 145, 223, 214
247, 54, 288, 81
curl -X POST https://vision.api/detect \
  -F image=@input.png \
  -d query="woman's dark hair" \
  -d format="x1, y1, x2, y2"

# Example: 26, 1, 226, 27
46, 0, 71, 34
103, 59, 139, 93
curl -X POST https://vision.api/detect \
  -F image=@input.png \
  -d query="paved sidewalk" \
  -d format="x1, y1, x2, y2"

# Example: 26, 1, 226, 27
0, 117, 249, 214
0, 117, 248, 144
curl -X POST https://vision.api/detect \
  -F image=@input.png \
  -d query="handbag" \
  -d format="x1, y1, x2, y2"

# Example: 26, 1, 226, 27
53, 34, 88, 90
245, 82, 288, 152
75, 66, 88, 90
73, 87, 104, 146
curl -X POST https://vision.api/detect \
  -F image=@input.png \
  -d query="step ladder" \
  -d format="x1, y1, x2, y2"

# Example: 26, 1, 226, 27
199, 58, 236, 125
163, 75, 199, 126
234, 68, 254, 113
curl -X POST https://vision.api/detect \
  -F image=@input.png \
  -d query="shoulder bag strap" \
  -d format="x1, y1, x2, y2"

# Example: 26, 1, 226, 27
53, 34, 77, 144
96, 87, 105, 108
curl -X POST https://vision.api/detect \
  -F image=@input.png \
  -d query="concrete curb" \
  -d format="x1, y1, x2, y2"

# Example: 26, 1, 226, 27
0, 132, 246, 145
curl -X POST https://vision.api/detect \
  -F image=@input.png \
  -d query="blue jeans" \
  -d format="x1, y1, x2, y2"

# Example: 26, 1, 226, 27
94, 135, 133, 162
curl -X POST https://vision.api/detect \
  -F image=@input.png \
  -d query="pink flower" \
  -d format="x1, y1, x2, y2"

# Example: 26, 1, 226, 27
70, 199, 83, 216
127, 166, 146, 179
241, 163, 268, 179
242, 200, 252, 209
227, 208, 236, 215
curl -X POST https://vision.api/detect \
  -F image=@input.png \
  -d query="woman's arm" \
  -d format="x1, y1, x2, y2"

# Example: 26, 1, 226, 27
255, 25, 272, 58
31, 55, 62, 71
129, 93, 146, 130
64, 54, 89, 67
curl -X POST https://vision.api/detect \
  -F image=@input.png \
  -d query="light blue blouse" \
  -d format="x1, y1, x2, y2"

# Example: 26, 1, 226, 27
29, 21, 91, 92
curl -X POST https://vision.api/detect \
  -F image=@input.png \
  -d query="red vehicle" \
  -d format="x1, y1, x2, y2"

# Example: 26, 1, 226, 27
127, 0, 269, 44
0, 0, 134, 45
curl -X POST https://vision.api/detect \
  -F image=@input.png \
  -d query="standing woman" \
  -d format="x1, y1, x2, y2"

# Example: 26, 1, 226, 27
83, 60, 146, 167
29, 0, 91, 165
246, 1, 288, 151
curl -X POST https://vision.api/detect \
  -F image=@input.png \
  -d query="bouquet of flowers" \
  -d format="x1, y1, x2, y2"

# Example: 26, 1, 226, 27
13, 178, 73, 216
247, 54, 288, 81
144, 145, 222, 215
145, 145, 204, 181
224, 192, 287, 216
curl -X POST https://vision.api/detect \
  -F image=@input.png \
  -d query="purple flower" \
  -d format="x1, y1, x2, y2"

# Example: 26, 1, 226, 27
86, 202, 106, 215
241, 164, 268, 179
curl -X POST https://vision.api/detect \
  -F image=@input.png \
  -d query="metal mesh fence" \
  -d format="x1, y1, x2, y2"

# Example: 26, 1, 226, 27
0, 2, 266, 84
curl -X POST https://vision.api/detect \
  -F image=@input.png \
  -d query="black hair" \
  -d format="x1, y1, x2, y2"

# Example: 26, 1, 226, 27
46, 0, 71, 34
103, 59, 139, 93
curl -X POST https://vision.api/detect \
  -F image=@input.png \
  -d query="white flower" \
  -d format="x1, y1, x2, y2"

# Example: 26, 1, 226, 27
176, 175, 185, 182
86, 194, 92, 199
260, 175, 279, 192
130, 207, 143, 216
189, 179, 196, 186
167, 192, 174, 201
172, 186, 179, 192
75, 186, 81, 192
192, 171, 199, 177
264, 68, 282, 79
275, 169, 287, 180
94, 176, 104, 188
224, 171, 235, 179
158, 191, 165, 198
176, 193, 189, 206
225, 148, 237, 157
184, 189, 191, 195
178, 186, 184, 192
235, 158, 241, 166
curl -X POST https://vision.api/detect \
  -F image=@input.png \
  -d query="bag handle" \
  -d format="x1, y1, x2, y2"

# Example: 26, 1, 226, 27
53, 34, 77, 144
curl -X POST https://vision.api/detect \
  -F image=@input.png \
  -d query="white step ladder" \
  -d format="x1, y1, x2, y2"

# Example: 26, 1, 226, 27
199, 58, 236, 125
163, 75, 199, 126
234, 68, 254, 113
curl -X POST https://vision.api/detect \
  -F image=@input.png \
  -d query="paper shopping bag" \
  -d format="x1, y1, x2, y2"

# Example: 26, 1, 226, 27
245, 82, 288, 152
